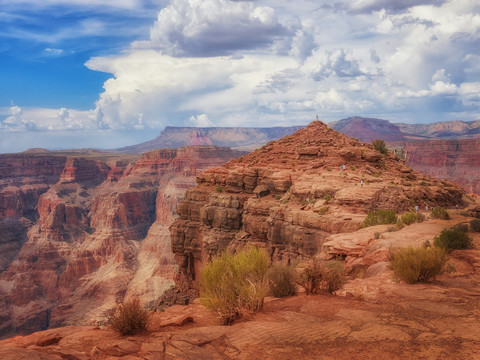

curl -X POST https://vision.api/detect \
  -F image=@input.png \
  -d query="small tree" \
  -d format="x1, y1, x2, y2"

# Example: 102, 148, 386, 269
372, 139, 388, 155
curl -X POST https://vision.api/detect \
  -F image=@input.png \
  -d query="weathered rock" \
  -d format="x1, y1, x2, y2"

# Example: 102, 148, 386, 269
170, 121, 464, 292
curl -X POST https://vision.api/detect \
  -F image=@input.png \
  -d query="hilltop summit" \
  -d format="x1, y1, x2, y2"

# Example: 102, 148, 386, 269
169, 121, 464, 295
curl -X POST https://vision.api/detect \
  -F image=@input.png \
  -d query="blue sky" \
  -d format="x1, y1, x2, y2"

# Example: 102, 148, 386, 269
1, 0, 479, 152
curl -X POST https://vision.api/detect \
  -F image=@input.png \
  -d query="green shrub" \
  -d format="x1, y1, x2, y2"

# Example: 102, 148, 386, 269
430, 206, 450, 220
323, 194, 332, 203
266, 263, 297, 298
416, 213, 426, 222
391, 247, 447, 283
434, 225, 473, 250
108, 298, 149, 336
400, 212, 417, 225
215, 186, 224, 193
363, 209, 397, 227
372, 139, 388, 155
199, 247, 270, 324
317, 205, 329, 215
470, 219, 480, 232
296, 259, 345, 295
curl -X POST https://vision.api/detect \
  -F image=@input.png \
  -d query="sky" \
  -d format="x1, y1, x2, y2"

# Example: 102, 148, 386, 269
1, 0, 479, 152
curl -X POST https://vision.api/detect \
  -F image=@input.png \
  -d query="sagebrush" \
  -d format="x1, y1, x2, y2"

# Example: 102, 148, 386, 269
372, 139, 388, 155
363, 209, 397, 227
391, 247, 447, 283
470, 219, 480, 232
430, 206, 450, 220
434, 225, 472, 250
400, 212, 417, 225
296, 259, 345, 294
108, 298, 149, 335
267, 263, 297, 298
200, 247, 270, 324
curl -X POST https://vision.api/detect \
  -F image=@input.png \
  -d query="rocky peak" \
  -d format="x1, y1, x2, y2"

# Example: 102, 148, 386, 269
170, 121, 464, 293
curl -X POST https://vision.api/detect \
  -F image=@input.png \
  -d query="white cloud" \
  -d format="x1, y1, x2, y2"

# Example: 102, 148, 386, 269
189, 114, 215, 127
2, 0, 480, 145
142, 0, 294, 56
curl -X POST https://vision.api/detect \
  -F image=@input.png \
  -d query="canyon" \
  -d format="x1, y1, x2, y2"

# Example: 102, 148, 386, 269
0, 146, 241, 339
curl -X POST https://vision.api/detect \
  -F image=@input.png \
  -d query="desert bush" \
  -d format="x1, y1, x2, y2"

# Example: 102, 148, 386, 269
416, 212, 425, 222
215, 186, 224, 193
108, 298, 149, 336
200, 247, 270, 324
470, 219, 480, 232
372, 139, 388, 155
430, 206, 450, 220
363, 209, 397, 227
400, 212, 417, 225
434, 225, 472, 250
296, 259, 345, 294
317, 205, 329, 215
391, 247, 447, 283
266, 263, 297, 298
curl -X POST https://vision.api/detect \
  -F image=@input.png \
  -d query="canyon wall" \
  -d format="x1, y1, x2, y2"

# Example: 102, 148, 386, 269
0, 146, 240, 338
399, 139, 480, 194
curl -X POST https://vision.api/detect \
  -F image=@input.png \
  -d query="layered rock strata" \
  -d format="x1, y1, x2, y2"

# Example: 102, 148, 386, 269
400, 139, 480, 194
0, 146, 239, 338
170, 121, 464, 291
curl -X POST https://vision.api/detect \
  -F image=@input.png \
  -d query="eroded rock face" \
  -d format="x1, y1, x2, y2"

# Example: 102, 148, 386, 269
400, 139, 480, 194
0, 146, 240, 338
170, 121, 464, 291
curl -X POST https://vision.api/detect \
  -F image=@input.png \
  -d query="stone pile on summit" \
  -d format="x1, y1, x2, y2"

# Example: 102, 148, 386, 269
170, 121, 464, 291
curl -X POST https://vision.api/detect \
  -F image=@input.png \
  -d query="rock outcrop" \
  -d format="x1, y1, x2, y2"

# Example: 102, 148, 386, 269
170, 121, 464, 292
0, 146, 240, 338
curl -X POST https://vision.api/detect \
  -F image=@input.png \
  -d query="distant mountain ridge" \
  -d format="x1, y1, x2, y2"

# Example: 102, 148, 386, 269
330, 116, 480, 142
116, 126, 305, 153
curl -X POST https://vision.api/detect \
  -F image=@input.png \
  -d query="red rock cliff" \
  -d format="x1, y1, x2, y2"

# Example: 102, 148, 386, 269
399, 139, 480, 194
0, 146, 240, 338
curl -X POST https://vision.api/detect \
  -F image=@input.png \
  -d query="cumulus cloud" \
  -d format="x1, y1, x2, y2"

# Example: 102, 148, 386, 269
141, 0, 295, 56
3, 0, 480, 143
189, 114, 216, 127
311, 49, 366, 81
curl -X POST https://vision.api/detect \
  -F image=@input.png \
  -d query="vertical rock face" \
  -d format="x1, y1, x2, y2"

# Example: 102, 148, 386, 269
400, 139, 480, 194
170, 121, 464, 292
0, 146, 240, 338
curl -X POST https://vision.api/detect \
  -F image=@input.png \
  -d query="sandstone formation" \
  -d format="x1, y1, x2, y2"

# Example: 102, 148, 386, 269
170, 121, 464, 293
0, 146, 240, 339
